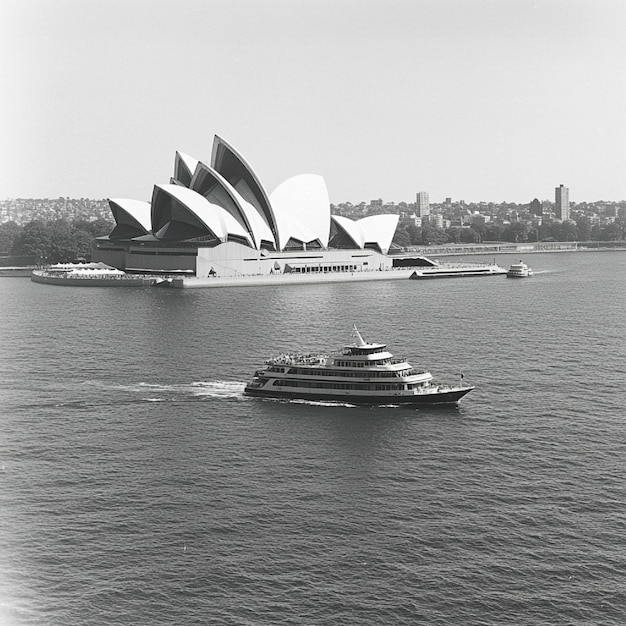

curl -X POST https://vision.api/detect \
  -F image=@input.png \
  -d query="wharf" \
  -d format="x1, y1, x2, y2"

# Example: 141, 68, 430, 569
163, 263, 505, 289
0, 266, 35, 277
398, 241, 626, 258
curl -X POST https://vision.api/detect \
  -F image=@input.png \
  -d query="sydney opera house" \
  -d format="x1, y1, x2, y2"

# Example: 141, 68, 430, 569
93, 135, 404, 281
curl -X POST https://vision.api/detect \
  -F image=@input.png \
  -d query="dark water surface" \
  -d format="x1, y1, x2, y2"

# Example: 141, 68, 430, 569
1, 252, 625, 625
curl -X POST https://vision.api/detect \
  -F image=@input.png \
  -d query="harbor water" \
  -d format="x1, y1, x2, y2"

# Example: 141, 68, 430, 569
0, 251, 625, 625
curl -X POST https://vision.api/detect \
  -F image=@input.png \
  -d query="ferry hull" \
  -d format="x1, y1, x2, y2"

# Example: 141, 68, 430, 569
31, 271, 155, 287
244, 386, 474, 405
410, 268, 505, 279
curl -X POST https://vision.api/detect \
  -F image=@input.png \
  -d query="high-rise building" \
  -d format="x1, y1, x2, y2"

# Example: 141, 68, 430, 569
416, 192, 429, 218
555, 184, 570, 220
431, 213, 444, 228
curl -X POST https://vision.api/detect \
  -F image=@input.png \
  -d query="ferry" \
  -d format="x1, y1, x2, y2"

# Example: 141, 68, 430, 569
409, 263, 506, 279
244, 327, 474, 406
506, 260, 533, 278
31, 262, 156, 287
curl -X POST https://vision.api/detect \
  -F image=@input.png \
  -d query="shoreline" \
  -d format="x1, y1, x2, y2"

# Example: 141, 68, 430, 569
8, 243, 625, 288
399, 241, 626, 258
398, 241, 626, 257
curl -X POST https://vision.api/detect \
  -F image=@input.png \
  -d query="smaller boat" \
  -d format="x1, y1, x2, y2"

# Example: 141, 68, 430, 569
507, 260, 533, 278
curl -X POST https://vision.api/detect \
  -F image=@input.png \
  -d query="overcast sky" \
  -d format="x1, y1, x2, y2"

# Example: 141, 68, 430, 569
1, 0, 625, 204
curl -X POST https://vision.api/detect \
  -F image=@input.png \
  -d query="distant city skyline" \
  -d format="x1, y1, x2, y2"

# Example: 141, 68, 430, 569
1, 0, 625, 204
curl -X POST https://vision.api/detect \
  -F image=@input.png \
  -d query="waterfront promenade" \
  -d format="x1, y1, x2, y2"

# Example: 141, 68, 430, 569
397, 241, 626, 258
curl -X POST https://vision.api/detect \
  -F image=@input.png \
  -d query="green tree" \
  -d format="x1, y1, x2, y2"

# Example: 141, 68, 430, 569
590, 224, 602, 241
73, 229, 95, 259
424, 226, 448, 245
576, 216, 591, 241
434, 227, 449, 244
406, 224, 420, 245
71, 218, 113, 237
484, 223, 504, 241
47, 220, 79, 262
603, 221, 623, 241
0, 221, 21, 254
502, 222, 529, 243
459, 228, 480, 244
11, 219, 88, 263
560, 221, 579, 242
12, 220, 52, 261
447, 226, 462, 244
472, 223, 487, 242
391, 227, 410, 248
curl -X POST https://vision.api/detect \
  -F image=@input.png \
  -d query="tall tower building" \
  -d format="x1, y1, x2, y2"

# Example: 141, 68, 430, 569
555, 184, 570, 220
416, 191, 430, 218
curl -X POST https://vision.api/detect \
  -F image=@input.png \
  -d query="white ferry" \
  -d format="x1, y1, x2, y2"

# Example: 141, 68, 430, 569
506, 260, 533, 278
409, 263, 506, 279
244, 327, 474, 406
31, 263, 156, 287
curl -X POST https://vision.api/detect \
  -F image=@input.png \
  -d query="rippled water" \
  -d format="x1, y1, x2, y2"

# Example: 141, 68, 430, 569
1, 252, 625, 625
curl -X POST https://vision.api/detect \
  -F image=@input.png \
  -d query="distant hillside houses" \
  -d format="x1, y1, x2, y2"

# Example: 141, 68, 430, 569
331, 198, 625, 246
0, 198, 110, 225
2, 196, 624, 228
332, 198, 625, 228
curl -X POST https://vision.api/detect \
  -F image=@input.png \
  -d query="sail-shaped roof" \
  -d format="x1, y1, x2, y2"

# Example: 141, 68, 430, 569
151, 184, 251, 245
359, 214, 399, 254
270, 174, 330, 248
189, 161, 274, 250
211, 135, 279, 249
103, 134, 401, 257
108, 198, 152, 239
173, 152, 199, 187
331, 215, 364, 248
330, 214, 399, 254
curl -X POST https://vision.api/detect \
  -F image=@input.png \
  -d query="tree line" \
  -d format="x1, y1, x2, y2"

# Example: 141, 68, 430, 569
1, 215, 623, 264
391, 216, 625, 247
0, 218, 114, 263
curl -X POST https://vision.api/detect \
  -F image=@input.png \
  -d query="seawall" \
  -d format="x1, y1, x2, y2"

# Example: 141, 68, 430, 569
400, 241, 626, 258
168, 263, 504, 289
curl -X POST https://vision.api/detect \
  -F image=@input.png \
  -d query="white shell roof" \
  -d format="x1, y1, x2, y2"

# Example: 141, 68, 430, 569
270, 174, 330, 248
107, 135, 401, 255
175, 151, 199, 182
359, 214, 399, 254
153, 184, 251, 245
108, 198, 152, 232
331, 214, 399, 253
211, 135, 281, 249
238, 195, 275, 248
221, 210, 254, 246
190, 161, 274, 249
272, 211, 316, 247
331, 215, 364, 248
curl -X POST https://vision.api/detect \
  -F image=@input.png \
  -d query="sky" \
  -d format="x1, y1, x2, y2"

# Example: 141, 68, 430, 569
1, 0, 625, 204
